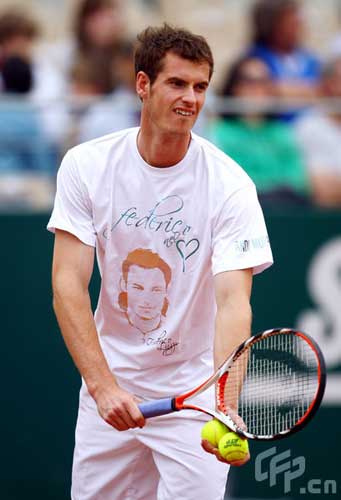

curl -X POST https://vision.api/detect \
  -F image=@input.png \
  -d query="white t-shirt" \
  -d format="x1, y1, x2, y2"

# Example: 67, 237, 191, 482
48, 127, 273, 399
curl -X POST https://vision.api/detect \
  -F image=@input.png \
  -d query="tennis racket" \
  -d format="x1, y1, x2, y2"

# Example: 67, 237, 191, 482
138, 328, 326, 440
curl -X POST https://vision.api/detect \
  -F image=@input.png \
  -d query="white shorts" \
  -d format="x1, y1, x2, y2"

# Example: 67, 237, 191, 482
71, 387, 229, 500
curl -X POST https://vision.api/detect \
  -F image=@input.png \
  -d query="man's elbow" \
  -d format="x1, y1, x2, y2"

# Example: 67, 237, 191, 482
52, 274, 66, 314
220, 294, 252, 314
235, 298, 252, 326
51, 270, 82, 311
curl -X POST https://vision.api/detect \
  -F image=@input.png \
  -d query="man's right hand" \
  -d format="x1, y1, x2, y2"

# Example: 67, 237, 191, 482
93, 383, 145, 431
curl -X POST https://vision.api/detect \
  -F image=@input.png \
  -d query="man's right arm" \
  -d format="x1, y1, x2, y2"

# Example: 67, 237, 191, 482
52, 229, 145, 430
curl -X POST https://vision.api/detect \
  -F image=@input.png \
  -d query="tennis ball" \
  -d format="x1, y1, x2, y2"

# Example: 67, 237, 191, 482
218, 432, 249, 463
201, 419, 229, 447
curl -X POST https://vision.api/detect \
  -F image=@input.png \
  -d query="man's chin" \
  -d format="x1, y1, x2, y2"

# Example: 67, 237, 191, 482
167, 125, 194, 136
165, 117, 196, 134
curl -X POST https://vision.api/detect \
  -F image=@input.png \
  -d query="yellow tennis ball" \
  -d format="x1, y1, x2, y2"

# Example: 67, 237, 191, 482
218, 432, 249, 463
201, 419, 229, 447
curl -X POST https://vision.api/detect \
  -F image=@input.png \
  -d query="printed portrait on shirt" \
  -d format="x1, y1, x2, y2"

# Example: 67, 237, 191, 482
118, 248, 172, 334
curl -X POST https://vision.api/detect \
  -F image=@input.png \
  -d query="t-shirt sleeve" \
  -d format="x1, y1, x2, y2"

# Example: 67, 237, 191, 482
47, 150, 97, 247
212, 183, 273, 276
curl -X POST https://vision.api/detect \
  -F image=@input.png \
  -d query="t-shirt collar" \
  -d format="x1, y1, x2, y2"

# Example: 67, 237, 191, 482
132, 128, 196, 175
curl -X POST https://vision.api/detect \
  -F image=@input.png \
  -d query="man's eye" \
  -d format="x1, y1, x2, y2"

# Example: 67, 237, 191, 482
196, 84, 207, 92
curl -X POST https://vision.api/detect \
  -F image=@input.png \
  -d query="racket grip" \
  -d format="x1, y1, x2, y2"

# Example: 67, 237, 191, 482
138, 398, 175, 418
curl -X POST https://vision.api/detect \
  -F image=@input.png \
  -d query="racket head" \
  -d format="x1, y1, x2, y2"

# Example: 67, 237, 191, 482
216, 328, 326, 440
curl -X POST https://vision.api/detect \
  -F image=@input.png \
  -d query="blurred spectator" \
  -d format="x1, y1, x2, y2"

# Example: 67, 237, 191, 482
64, 55, 110, 148
38, 0, 128, 148
70, 55, 107, 97
0, 2, 127, 149
41, 0, 127, 96
77, 40, 140, 143
0, 7, 65, 101
72, 0, 126, 94
295, 57, 341, 208
0, 8, 39, 86
208, 56, 310, 206
0, 7, 70, 148
247, 0, 320, 117
0, 55, 56, 210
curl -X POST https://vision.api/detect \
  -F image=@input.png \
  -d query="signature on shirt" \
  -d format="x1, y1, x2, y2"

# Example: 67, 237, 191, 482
143, 330, 179, 356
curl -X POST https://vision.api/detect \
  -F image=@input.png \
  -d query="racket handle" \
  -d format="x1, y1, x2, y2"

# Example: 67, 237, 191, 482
138, 398, 176, 418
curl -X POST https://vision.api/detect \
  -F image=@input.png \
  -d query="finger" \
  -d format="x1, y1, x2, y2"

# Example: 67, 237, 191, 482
201, 443, 229, 464
127, 402, 146, 428
116, 404, 140, 429
100, 403, 134, 430
225, 406, 247, 431
201, 440, 239, 466
212, 449, 229, 464
231, 415, 246, 430
235, 419, 247, 431
105, 414, 130, 431
201, 439, 216, 454
223, 452, 251, 467
234, 451, 251, 466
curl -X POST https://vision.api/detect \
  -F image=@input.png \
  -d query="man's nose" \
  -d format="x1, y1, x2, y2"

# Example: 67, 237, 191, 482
182, 86, 196, 105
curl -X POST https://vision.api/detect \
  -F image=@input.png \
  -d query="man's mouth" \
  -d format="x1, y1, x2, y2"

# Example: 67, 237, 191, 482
174, 108, 195, 117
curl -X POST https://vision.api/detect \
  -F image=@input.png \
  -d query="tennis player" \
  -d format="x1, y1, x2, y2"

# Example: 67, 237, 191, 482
48, 24, 273, 500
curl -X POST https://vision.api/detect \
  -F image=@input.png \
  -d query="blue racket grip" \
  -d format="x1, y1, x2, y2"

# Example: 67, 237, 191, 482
138, 398, 176, 418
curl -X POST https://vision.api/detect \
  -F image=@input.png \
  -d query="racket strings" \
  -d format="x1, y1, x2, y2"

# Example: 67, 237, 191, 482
220, 332, 320, 437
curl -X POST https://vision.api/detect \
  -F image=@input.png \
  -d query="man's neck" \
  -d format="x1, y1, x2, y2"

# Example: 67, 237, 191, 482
137, 125, 191, 168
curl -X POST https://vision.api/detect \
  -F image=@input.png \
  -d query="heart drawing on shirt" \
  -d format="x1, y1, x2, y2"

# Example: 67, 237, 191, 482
176, 238, 200, 272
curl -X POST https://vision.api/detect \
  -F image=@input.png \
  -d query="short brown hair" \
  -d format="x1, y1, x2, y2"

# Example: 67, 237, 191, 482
134, 23, 214, 85
0, 9, 39, 44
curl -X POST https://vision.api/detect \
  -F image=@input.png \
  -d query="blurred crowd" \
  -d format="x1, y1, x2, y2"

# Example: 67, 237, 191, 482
0, 0, 341, 210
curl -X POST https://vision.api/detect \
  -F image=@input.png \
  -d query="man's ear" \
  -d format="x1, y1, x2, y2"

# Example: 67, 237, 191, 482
136, 71, 150, 101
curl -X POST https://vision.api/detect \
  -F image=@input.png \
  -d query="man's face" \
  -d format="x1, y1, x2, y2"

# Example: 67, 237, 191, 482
137, 51, 210, 135
124, 265, 167, 321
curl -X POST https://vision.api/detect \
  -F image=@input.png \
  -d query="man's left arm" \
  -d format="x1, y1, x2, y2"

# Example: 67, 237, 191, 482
202, 268, 253, 465
214, 268, 253, 370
